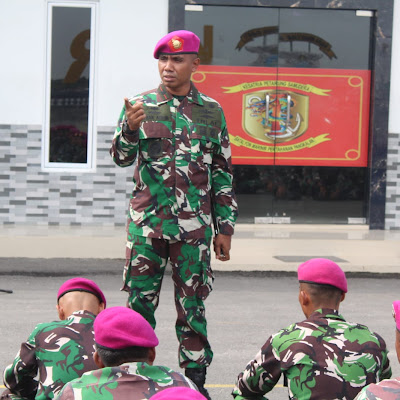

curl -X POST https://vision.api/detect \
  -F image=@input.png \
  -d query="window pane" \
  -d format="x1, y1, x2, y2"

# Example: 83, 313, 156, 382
278, 8, 373, 69
49, 6, 91, 163
185, 5, 280, 66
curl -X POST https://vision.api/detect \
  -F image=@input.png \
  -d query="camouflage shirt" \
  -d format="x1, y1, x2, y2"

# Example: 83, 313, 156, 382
54, 362, 197, 400
3, 310, 98, 400
232, 309, 391, 400
355, 377, 400, 400
110, 83, 238, 241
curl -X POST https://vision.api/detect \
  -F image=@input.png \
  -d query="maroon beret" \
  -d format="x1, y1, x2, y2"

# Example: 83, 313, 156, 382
298, 258, 348, 293
393, 301, 400, 331
154, 30, 200, 59
151, 387, 207, 400
57, 277, 106, 307
94, 306, 159, 349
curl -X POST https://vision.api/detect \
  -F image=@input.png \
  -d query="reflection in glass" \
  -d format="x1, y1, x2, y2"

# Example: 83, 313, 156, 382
186, 6, 372, 69
233, 165, 366, 224
186, 5, 372, 224
49, 7, 91, 163
186, 6, 280, 67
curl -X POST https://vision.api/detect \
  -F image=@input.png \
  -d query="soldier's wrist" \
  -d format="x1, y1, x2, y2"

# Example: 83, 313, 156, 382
122, 119, 139, 141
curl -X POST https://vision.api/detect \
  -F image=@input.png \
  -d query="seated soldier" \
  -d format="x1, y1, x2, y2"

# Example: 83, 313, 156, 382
54, 306, 199, 399
232, 258, 392, 400
2, 277, 106, 400
355, 300, 400, 399
151, 386, 207, 399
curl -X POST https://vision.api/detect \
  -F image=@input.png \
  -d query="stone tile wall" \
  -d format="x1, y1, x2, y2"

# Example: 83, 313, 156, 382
0, 124, 131, 227
385, 132, 400, 229
1, 124, 400, 229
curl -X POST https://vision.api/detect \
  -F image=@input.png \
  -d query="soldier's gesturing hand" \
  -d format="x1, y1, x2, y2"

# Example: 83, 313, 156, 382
124, 98, 146, 131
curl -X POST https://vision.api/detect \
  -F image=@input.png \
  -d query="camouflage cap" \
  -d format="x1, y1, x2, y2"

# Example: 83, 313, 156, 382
154, 30, 200, 59
150, 387, 207, 399
298, 258, 348, 293
57, 277, 106, 307
94, 306, 159, 349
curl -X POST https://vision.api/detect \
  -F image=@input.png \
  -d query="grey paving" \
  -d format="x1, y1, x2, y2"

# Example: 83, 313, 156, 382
1, 224, 400, 398
1, 273, 400, 400
1, 224, 400, 274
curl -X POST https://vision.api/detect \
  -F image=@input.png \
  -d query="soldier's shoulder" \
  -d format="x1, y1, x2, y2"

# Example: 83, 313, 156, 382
359, 378, 400, 399
31, 319, 64, 333
198, 92, 222, 107
127, 88, 158, 103
347, 320, 387, 341
69, 368, 102, 387
270, 321, 302, 343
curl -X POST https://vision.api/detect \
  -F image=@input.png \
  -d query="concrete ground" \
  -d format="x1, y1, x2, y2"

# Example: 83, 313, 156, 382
0, 223, 400, 275
1, 273, 400, 400
1, 223, 400, 399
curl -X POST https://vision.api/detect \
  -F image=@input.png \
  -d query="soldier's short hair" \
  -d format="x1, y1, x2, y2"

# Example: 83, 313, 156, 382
303, 282, 343, 304
96, 345, 150, 367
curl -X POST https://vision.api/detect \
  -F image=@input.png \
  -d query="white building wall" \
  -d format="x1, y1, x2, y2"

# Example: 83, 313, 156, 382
389, 0, 400, 135
96, 0, 168, 126
0, 0, 168, 228
386, 0, 400, 229
0, 0, 167, 125
0, 0, 46, 124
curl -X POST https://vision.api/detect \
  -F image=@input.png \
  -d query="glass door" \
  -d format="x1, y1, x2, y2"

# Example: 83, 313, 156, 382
185, 5, 373, 224
186, 5, 281, 222
272, 8, 373, 223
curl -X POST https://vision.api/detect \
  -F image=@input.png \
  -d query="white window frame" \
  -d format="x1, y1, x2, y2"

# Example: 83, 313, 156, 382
42, 0, 98, 172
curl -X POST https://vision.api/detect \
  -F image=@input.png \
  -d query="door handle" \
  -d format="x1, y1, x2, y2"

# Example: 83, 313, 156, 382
265, 94, 270, 129
286, 94, 291, 131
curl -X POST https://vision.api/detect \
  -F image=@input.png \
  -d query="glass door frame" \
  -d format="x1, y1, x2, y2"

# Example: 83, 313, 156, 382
169, 0, 394, 229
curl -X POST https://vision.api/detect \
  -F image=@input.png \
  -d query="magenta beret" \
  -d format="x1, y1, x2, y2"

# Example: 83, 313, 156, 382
393, 301, 400, 331
57, 277, 106, 307
151, 387, 207, 400
94, 306, 159, 349
297, 258, 348, 293
154, 30, 200, 59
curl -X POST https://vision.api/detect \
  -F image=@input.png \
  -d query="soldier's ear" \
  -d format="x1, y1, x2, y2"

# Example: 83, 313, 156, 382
299, 290, 310, 307
192, 57, 200, 72
98, 302, 105, 314
148, 347, 156, 365
56, 304, 65, 320
94, 350, 105, 368
298, 289, 312, 318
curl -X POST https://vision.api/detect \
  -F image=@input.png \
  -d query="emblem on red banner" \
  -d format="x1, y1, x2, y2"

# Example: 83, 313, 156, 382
243, 90, 309, 143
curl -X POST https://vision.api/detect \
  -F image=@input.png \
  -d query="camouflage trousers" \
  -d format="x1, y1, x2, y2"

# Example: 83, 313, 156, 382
122, 234, 214, 369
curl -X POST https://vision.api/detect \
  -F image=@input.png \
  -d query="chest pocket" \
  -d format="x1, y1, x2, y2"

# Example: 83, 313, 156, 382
190, 134, 220, 165
139, 103, 173, 161
190, 103, 221, 164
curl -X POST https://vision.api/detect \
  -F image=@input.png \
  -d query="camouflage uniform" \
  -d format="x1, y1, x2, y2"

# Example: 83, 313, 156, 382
3, 310, 98, 400
54, 362, 197, 400
355, 377, 400, 400
110, 83, 238, 368
232, 309, 391, 400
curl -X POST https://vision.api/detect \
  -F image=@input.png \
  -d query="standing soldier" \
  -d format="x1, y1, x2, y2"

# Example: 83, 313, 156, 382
2, 278, 106, 400
110, 30, 238, 399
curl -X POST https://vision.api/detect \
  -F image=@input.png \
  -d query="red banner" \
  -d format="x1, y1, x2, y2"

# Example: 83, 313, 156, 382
192, 66, 370, 166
